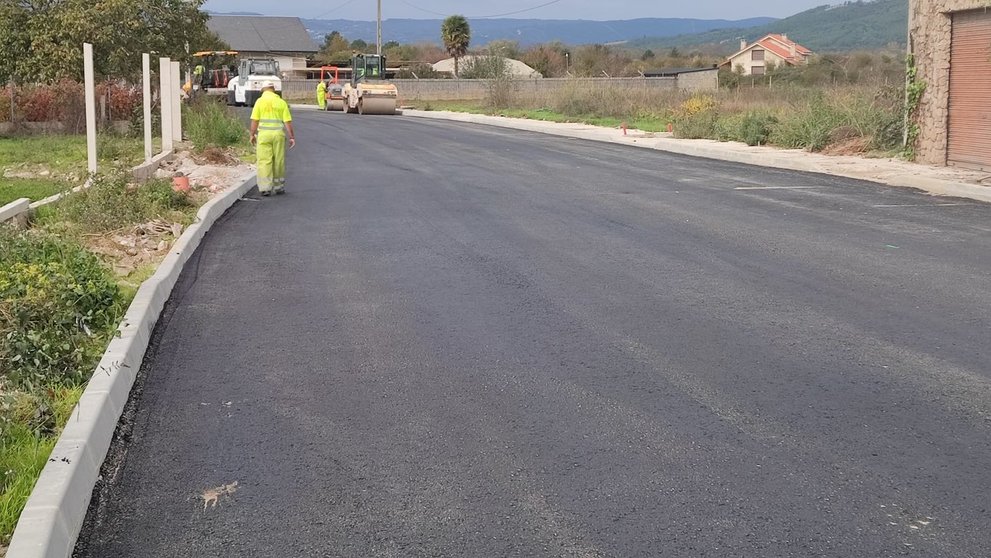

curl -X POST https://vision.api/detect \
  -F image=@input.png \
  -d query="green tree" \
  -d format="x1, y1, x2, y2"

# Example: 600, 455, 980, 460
318, 31, 351, 63
350, 39, 369, 52
642, 49, 655, 61
486, 39, 520, 59
441, 15, 471, 78
0, 0, 217, 83
322, 31, 349, 52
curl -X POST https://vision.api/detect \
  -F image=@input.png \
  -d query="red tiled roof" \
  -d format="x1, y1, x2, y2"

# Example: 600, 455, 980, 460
724, 34, 812, 67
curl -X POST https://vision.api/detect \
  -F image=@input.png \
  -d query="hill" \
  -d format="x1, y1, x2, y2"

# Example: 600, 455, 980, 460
301, 17, 777, 47
629, 0, 909, 53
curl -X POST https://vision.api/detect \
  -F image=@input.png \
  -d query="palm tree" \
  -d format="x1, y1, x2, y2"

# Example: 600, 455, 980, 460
441, 15, 471, 78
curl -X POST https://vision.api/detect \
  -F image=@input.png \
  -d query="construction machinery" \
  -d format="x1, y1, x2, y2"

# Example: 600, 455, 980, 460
341, 53, 397, 115
227, 58, 281, 106
187, 51, 239, 97
319, 66, 345, 112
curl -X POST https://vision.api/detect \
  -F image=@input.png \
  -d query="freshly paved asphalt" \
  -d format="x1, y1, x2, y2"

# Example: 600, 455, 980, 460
75, 109, 991, 557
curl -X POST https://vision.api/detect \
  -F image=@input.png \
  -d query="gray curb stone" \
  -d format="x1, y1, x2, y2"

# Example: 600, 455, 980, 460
6, 172, 258, 558
403, 110, 991, 205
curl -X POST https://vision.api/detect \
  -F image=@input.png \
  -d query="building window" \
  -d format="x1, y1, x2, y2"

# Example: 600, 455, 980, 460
752, 66, 765, 75
752, 49, 765, 61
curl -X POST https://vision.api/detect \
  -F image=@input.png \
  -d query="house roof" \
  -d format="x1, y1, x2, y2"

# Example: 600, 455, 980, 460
432, 56, 543, 79
207, 15, 318, 54
723, 34, 812, 66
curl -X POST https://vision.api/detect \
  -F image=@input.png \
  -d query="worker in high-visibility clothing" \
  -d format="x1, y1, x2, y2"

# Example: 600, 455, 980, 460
249, 82, 295, 196
193, 63, 206, 87
316, 80, 327, 110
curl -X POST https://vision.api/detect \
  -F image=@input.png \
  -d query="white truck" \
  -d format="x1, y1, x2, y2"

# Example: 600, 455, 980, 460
227, 58, 281, 106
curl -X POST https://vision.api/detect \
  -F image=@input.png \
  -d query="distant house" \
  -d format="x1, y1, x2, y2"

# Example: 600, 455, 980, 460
432, 56, 543, 79
207, 15, 318, 79
721, 34, 812, 76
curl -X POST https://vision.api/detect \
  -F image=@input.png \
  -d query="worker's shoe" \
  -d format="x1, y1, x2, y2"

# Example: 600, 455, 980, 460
260, 190, 271, 197
274, 188, 285, 195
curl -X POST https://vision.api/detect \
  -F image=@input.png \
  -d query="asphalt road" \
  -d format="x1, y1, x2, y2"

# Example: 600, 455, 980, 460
75, 109, 991, 557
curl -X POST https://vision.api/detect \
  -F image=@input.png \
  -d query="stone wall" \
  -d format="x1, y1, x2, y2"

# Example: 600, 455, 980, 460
909, 0, 990, 165
280, 74, 715, 103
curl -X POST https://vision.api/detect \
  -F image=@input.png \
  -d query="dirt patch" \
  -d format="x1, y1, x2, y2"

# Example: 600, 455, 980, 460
821, 136, 872, 156
191, 146, 239, 166
83, 219, 189, 278
156, 148, 253, 194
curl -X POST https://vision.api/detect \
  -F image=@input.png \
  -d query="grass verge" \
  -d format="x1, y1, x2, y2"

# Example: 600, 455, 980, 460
0, 179, 70, 206
1, 134, 152, 206
416, 81, 905, 156
0, 172, 200, 545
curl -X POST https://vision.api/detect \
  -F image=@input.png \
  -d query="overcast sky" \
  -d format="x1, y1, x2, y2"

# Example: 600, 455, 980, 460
202, 0, 836, 21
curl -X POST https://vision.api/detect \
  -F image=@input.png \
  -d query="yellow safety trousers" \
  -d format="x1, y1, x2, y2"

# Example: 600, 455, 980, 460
317, 91, 327, 110
256, 130, 286, 192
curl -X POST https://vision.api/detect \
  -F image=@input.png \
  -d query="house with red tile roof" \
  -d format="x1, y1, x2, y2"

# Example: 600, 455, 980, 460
721, 34, 812, 76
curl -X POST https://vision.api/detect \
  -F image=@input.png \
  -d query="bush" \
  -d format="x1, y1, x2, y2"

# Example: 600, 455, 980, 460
673, 94, 719, 139
0, 229, 125, 389
771, 94, 846, 151
739, 111, 778, 146
184, 98, 247, 150
48, 173, 193, 233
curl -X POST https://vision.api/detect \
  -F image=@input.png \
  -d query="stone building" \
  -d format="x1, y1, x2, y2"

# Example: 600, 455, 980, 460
910, 1, 991, 169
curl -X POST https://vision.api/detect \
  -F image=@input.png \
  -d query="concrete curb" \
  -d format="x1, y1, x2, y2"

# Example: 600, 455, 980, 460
403, 110, 991, 205
6, 171, 258, 558
131, 150, 175, 182
0, 198, 30, 226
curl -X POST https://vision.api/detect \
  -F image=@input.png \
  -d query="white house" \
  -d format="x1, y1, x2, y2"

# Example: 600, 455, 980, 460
721, 34, 812, 76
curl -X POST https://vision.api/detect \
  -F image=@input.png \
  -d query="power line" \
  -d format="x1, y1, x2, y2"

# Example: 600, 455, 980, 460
397, 0, 566, 19
312, 0, 362, 20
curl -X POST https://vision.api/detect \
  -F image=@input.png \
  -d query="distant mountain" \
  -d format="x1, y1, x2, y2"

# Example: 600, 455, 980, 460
301, 17, 778, 47
630, 0, 908, 53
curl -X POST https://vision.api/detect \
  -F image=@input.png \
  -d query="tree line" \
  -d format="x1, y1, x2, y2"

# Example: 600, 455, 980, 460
0, 0, 221, 84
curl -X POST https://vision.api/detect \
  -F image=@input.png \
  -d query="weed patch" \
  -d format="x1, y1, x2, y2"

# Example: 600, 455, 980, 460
43, 173, 193, 234
184, 99, 247, 151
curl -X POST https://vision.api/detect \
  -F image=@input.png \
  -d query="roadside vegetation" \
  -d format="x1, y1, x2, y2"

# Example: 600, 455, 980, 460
0, 134, 151, 205
418, 50, 908, 157
0, 99, 247, 544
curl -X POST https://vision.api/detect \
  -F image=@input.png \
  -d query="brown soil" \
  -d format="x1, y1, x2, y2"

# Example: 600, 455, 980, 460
821, 136, 872, 156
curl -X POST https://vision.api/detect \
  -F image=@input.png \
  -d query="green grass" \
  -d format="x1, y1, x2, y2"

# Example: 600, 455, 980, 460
0, 135, 144, 173
0, 178, 71, 205
184, 99, 248, 151
0, 385, 82, 543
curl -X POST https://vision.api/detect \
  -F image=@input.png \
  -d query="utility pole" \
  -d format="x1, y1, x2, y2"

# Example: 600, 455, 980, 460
376, 0, 382, 56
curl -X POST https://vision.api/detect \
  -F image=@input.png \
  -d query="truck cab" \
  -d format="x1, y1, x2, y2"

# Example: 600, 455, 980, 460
227, 58, 281, 106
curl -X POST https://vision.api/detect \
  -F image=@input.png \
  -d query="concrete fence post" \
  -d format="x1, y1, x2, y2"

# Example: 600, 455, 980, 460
83, 43, 97, 174
170, 61, 181, 142
159, 57, 173, 152
143, 53, 153, 162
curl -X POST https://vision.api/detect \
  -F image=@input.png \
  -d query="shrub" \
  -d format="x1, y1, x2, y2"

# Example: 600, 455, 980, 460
770, 94, 846, 151
184, 98, 247, 151
715, 112, 748, 143
0, 229, 125, 389
49, 173, 193, 233
673, 94, 719, 139
739, 111, 778, 146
